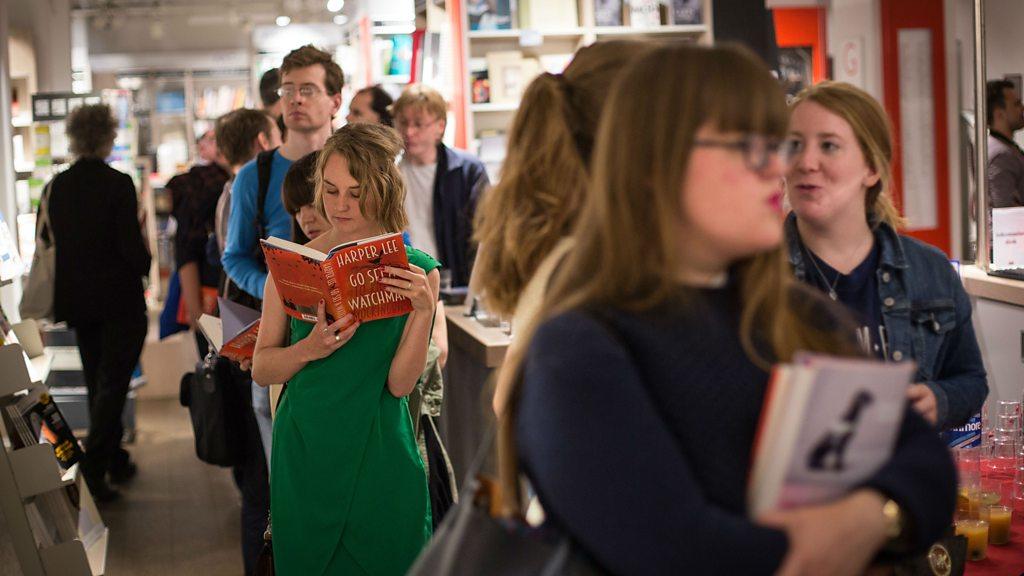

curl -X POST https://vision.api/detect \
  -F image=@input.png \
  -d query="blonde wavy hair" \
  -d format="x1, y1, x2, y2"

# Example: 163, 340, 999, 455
313, 123, 408, 233
789, 81, 906, 229
472, 40, 655, 316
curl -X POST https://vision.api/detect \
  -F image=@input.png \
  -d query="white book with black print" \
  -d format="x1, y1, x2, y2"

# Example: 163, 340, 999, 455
748, 353, 914, 515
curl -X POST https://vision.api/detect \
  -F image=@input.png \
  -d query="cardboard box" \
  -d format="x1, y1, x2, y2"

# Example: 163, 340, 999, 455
139, 331, 199, 400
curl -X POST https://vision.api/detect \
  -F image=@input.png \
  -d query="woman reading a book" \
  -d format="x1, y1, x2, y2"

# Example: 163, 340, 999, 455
783, 82, 987, 431
470, 40, 654, 415
251, 123, 439, 575
506, 44, 956, 575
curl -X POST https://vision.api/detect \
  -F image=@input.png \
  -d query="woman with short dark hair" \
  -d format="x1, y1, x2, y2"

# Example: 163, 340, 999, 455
45, 103, 151, 502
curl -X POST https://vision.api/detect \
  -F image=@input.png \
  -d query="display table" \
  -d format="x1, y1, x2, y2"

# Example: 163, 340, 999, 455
960, 264, 1024, 307
440, 305, 511, 483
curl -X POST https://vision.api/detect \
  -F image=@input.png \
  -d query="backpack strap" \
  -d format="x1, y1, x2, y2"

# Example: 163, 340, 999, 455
254, 148, 278, 240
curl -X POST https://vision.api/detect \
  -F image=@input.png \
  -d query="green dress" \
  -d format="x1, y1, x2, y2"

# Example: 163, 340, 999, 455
271, 248, 439, 575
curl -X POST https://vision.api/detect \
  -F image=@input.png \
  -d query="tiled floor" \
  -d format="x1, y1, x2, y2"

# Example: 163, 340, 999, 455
97, 398, 242, 576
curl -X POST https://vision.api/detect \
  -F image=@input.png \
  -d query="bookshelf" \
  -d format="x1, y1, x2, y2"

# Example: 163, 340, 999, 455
0, 300, 107, 575
456, 0, 715, 181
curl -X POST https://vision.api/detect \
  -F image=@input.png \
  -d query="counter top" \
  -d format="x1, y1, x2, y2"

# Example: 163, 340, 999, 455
961, 264, 1024, 308
444, 305, 511, 368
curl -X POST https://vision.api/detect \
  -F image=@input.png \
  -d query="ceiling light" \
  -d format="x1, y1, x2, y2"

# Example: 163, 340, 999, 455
276, 15, 291, 27
327, 0, 344, 12
333, 14, 348, 25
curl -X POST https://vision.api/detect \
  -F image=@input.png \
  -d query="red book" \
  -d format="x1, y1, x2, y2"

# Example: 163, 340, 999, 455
177, 285, 219, 325
197, 298, 261, 363
261, 232, 412, 324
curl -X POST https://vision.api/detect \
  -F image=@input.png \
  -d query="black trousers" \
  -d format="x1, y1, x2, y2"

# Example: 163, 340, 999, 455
74, 314, 148, 487
228, 363, 270, 576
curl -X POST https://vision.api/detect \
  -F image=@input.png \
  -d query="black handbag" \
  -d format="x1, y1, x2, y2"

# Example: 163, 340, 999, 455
180, 352, 248, 467
407, 417, 604, 576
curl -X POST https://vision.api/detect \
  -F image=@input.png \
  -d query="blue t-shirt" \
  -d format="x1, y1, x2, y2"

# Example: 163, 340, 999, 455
222, 150, 294, 300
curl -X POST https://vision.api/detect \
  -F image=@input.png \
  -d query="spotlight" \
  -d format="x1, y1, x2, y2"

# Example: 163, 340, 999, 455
333, 14, 348, 25
276, 15, 291, 27
327, 0, 344, 12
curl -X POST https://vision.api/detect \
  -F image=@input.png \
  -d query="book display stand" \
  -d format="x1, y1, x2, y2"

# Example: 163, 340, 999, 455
0, 286, 107, 575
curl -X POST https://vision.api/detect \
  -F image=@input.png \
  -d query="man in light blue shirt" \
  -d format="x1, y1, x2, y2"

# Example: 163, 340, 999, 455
220, 44, 343, 576
223, 45, 343, 300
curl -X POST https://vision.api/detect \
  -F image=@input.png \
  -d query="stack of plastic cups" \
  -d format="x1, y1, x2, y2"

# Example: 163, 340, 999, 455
992, 401, 1021, 477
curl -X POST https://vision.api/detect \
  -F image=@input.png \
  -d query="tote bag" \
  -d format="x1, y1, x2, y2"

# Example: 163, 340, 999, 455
20, 182, 55, 320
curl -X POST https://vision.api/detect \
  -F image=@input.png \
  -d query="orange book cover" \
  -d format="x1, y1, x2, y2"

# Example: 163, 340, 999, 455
261, 232, 413, 323
197, 298, 261, 363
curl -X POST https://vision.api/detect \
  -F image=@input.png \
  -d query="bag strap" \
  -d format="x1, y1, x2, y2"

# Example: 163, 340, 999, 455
37, 180, 54, 246
254, 148, 277, 241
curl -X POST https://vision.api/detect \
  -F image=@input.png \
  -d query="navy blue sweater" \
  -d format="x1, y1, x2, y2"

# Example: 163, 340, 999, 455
518, 285, 957, 575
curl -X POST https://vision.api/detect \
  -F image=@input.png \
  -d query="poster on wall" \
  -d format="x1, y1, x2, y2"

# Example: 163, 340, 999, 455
836, 37, 865, 89
779, 46, 813, 100
897, 28, 938, 231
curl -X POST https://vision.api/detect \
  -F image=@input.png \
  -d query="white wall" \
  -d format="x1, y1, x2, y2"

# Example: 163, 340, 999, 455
827, 0, 884, 101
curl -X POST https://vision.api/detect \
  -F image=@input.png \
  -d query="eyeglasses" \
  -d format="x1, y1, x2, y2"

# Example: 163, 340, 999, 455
394, 117, 441, 132
692, 135, 798, 173
277, 84, 326, 100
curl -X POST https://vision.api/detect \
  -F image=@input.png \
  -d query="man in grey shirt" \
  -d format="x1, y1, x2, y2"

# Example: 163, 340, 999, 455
987, 79, 1024, 207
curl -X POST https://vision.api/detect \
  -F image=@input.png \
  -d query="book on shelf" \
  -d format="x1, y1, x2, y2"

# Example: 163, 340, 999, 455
671, 0, 702, 25
627, 0, 666, 27
261, 232, 412, 324
5, 387, 85, 469
470, 58, 490, 104
595, 0, 624, 26
197, 298, 261, 363
748, 353, 913, 516
469, 0, 515, 30
519, 0, 578, 29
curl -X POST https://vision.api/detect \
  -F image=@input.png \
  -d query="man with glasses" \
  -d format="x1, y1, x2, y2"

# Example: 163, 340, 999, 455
221, 43, 342, 576
393, 84, 489, 288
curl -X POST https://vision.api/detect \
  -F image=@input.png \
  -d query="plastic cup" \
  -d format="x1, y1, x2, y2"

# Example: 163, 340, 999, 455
956, 519, 990, 560
979, 505, 1013, 545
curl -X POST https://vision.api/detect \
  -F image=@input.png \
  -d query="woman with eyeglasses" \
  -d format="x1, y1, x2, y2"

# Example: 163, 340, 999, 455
784, 81, 987, 431
506, 44, 956, 575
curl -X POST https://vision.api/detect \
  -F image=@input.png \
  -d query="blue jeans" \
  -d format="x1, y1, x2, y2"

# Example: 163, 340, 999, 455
251, 382, 272, 465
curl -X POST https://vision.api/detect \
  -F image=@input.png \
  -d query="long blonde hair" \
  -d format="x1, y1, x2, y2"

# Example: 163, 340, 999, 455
789, 81, 906, 229
472, 40, 654, 316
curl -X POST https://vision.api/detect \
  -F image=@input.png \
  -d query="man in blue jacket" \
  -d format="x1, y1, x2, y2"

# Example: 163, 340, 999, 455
393, 84, 490, 288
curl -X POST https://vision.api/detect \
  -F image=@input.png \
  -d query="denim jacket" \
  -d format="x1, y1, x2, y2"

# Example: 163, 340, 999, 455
785, 213, 988, 429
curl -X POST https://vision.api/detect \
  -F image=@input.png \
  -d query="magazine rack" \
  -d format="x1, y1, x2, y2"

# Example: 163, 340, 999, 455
0, 335, 107, 574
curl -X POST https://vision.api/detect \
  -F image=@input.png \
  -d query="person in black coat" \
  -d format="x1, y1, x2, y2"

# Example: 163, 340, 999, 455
47, 104, 151, 502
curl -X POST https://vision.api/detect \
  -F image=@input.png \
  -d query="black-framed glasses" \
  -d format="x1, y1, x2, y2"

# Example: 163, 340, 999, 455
692, 135, 798, 173
277, 84, 325, 99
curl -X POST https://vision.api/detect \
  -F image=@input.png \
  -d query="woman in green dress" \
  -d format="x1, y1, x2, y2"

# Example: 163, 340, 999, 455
252, 123, 439, 575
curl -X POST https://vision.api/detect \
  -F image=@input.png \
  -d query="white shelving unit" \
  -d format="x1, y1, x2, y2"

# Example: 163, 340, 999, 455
459, 0, 715, 180
0, 299, 107, 576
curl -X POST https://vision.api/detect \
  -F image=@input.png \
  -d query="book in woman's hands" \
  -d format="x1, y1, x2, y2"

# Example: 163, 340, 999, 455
261, 232, 412, 324
197, 298, 261, 363
748, 354, 915, 516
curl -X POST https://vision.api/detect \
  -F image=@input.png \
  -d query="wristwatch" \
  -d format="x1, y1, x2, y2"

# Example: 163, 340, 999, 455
882, 498, 904, 540
881, 498, 913, 554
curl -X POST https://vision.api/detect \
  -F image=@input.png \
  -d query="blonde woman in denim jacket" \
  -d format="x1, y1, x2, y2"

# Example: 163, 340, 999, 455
785, 81, 987, 429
